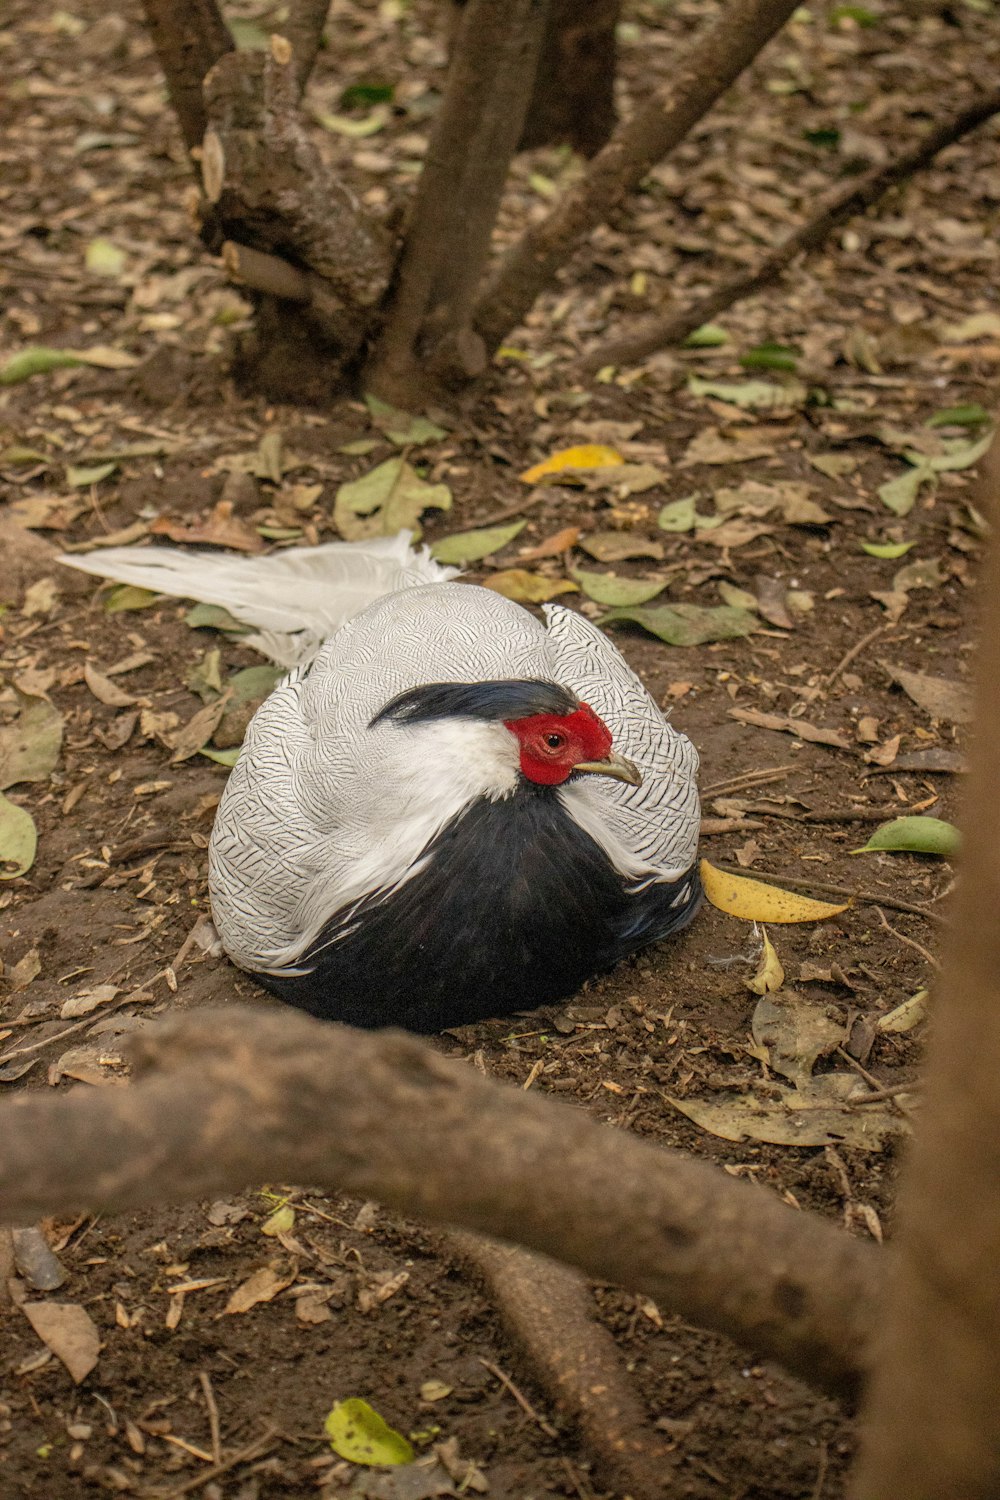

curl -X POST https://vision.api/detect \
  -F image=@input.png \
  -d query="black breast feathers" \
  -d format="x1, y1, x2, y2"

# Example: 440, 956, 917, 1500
263, 782, 701, 1033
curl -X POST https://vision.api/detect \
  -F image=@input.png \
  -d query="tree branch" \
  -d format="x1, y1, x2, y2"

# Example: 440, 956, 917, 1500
282, 0, 331, 98
472, 0, 801, 354
0, 1005, 880, 1400
368, 0, 547, 401
581, 84, 1000, 371
854, 436, 1000, 1498
139, 0, 233, 154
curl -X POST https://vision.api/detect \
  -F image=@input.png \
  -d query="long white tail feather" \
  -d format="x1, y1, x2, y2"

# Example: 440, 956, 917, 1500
59, 531, 459, 666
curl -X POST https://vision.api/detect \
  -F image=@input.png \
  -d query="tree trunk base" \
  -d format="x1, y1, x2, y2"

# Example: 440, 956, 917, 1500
229, 298, 360, 404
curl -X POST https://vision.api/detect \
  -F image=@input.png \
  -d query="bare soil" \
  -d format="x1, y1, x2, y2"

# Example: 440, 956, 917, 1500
1, 0, 997, 1495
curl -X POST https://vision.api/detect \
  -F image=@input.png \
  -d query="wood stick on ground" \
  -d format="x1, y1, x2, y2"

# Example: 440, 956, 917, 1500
369, 0, 547, 401
451, 1234, 677, 1497
473, 0, 801, 354
853, 434, 1000, 1498
581, 85, 1000, 371
0, 1005, 881, 1400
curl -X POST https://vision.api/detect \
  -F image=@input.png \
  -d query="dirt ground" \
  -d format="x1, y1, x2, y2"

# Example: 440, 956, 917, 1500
1, 0, 997, 1495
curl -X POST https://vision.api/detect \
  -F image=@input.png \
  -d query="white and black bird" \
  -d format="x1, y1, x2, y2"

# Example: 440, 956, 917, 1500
64, 534, 701, 1032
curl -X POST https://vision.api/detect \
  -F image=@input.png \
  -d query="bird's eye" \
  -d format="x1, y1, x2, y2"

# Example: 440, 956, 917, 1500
544, 733, 564, 750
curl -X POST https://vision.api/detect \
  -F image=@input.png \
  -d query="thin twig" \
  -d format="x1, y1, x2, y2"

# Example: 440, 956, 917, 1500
847, 1083, 919, 1107
710, 863, 944, 923
478, 1357, 560, 1438
581, 85, 1000, 371
875, 908, 940, 969
701, 765, 796, 796
199, 1372, 222, 1466
826, 626, 886, 691
150, 1425, 280, 1499
836, 1048, 912, 1118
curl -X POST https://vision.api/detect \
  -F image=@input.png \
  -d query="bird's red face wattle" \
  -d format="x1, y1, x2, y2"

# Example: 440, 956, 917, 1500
505, 702, 631, 786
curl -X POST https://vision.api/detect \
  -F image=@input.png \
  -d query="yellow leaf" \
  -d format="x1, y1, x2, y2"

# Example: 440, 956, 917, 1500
261, 1204, 295, 1236
519, 444, 624, 484
746, 927, 785, 993
483, 570, 579, 603
700, 860, 851, 923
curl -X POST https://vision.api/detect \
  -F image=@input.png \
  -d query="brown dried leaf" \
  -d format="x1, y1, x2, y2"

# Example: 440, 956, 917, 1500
728, 707, 851, 750
751, 991, 845, 1085
21, 1301, 101, 1383
84, 662, 137, 708
886, 664, 974, 724
169, 692, 232, 765
224, 1261, 296, 1315
151, 501, 264, 554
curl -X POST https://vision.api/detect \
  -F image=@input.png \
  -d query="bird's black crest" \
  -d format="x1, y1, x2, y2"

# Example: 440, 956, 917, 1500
369, 678, 579, 729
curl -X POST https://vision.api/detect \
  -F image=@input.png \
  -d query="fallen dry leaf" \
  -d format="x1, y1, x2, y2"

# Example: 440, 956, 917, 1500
700, 860, 851, 922
224, 1261, 296, 1315
728, 707, 851, 750
21, 1300, 101, 1383
519, 444, 623, 484
516, 525, 580, 561
886, 663, 973, 724
84, 662, 137, 708
151, 500, 264, 554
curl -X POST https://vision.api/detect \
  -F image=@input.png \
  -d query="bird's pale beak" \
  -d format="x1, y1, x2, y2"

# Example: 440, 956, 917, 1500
572, 751, 642, 787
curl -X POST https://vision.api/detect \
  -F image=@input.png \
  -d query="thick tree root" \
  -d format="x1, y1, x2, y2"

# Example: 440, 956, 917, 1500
449, 1233, 679, 1498
0, 1002, 880, 1399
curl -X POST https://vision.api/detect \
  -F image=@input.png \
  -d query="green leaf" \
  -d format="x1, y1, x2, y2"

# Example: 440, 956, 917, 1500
365, 396, 447, 446
0, 693, 64, 791
324, 1399, 415, 1467
430, 520, 526, 565
66, 460, 117, 488
688, 375, 809, 410
229, 18, 270, 48
334, 458, 451, 542
0, 347, 84, 385
878, 463, 934, 516
85, 238, 126, 278
830, 4, 878, 23
314, 106, 389, 137
718, 581, 759, 610
571, 570, 665, 607
804, 126, 841, 148
683, 324, 728, 348
601, 602, 759, 646
187, 648, 224, 701
341, 82, 395, 108
860, 540, 915, 559
657, 496, 697, 532
854, 816, 960, 858
739, 343, 799, 372
227, 665, 283, 703
0, 793, 37, 879
104, 584, 161, 612
198, 745, 242, 767
926, 403, 991, 429
927, 431, 994, 473
185, 603, 250, 634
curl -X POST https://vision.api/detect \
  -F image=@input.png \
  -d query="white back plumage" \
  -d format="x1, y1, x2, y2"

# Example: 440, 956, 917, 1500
61, 533, 700, 974
60, 532, 456, 666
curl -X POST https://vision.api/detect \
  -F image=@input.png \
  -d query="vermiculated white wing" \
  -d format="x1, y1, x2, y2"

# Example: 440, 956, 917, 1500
60, 532, 457, 666
544, 603, 700, 883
